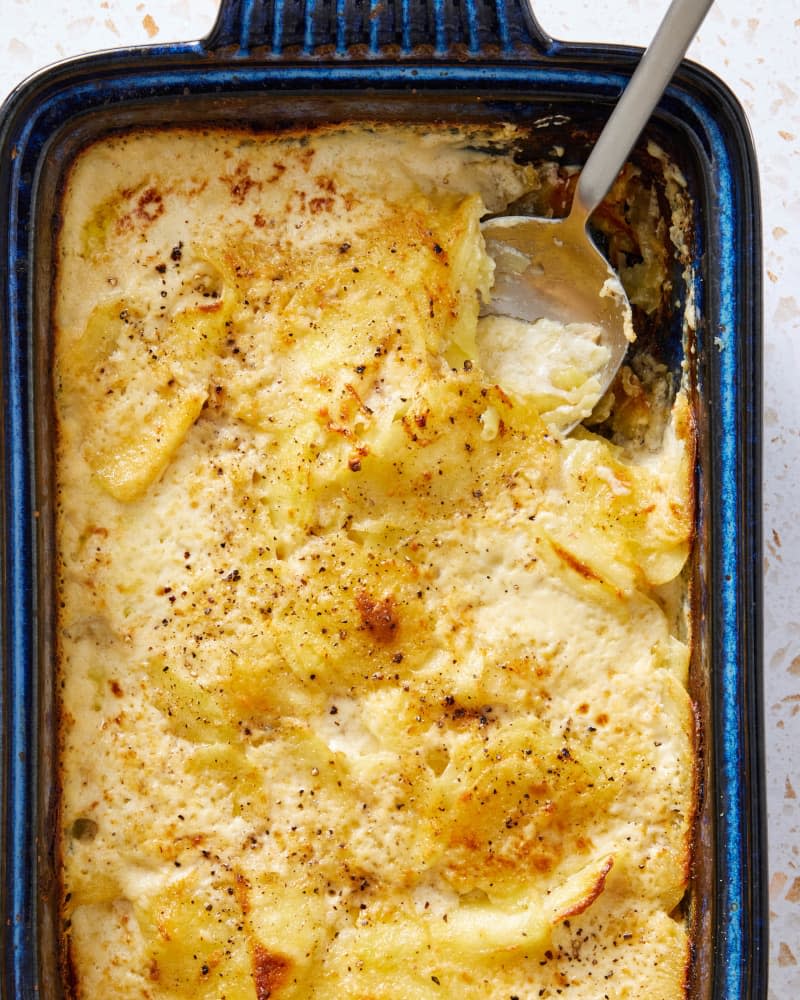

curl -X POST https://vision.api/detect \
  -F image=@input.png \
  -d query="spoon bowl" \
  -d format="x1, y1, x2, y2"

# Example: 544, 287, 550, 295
481, 212, 634, 419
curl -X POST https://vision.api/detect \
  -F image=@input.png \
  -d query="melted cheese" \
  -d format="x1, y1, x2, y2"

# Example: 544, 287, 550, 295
55, 125, 695, 1000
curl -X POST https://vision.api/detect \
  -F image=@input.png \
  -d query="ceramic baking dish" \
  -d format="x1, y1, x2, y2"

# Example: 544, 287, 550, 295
0, 1, 766, 996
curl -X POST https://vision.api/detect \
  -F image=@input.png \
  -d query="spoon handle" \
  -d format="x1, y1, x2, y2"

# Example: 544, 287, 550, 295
573, 0, 714, 222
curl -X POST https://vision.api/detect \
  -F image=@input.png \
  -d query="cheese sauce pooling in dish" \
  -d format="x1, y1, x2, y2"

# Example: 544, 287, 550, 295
54, 125, 696, 1000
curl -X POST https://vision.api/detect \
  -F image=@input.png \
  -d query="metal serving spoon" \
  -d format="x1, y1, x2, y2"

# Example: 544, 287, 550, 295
481, 0, 714, 430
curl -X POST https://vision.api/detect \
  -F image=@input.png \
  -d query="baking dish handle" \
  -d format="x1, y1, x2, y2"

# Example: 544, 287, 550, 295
206, 0, 553, 57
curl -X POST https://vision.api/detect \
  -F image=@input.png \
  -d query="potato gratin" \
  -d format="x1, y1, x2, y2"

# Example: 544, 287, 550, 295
54, 126, 696, 999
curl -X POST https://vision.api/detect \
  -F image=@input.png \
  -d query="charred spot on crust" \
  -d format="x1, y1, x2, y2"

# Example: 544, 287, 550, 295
135, 188, 164, 223
252, 944, 291, 999
224, 162, 263, 205
356, 590, 399, 642
550, 542, 603, 584
554, 857, 615, 922
532, 852, 556, 874
309, 196, 335, 214
441, 698, 492, 728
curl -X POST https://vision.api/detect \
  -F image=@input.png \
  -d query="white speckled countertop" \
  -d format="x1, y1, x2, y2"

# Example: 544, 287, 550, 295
1, 1, 797, 995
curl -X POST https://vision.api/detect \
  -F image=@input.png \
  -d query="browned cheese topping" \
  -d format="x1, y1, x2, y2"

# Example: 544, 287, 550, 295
54, 125, 695, 999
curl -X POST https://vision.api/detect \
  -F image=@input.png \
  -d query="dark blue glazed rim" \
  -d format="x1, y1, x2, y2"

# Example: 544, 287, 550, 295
0, 2, 766, 997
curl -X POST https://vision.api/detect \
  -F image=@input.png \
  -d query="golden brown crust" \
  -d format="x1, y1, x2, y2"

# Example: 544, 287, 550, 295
54, 124, 695, 1000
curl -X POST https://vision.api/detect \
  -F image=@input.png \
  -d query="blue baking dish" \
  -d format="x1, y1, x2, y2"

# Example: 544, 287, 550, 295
0, 1, 766, 996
